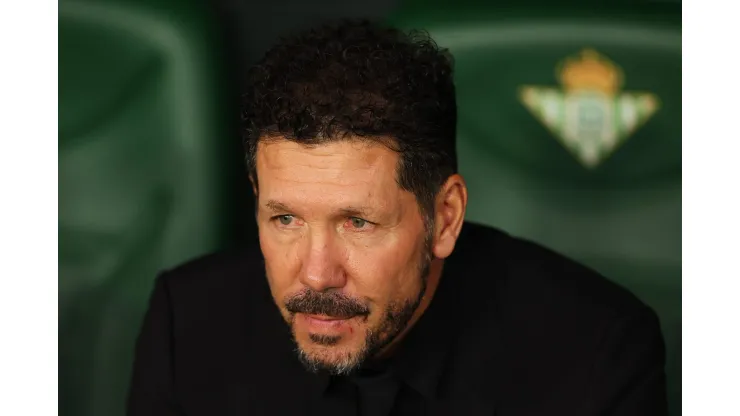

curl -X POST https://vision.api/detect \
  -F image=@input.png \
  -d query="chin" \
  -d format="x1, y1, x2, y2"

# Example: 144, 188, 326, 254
298, 346, 364, 375
294, 334, 368, 375
291, 318, 369, 375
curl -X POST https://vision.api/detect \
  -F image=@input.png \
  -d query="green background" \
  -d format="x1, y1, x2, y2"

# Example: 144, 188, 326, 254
59, 0, 681, 414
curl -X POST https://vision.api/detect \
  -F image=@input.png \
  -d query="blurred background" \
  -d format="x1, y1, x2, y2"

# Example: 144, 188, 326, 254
58, 0, 681, 415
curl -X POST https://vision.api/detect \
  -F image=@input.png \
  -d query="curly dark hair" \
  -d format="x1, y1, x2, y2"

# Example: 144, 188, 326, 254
241, 19, 457, 226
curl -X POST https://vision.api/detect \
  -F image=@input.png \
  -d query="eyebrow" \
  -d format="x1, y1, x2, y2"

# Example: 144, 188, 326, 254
336, 206, 376, 219
264, 200, 378, 219
265, 200, 293, 213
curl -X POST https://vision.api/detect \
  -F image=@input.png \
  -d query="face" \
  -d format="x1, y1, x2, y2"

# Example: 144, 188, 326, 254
254, 138, 433, 375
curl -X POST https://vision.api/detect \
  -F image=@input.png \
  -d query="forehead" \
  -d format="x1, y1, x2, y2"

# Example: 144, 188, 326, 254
256, 138, 400, 183
255, 138, 404, 207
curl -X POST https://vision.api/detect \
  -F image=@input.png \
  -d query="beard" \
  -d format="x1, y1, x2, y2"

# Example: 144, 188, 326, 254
282, 240, 433, 376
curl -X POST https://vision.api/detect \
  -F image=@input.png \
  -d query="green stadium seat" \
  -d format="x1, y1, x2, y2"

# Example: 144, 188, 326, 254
59, 0, 231, 414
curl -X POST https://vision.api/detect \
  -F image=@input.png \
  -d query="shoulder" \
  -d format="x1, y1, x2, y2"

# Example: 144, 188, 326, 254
153, 241, 274, 325
160, 237, 265, 290
451, 221, 662, 363
454, 221, 651, 321
449, 222, 667, 413
137, 240, 294, 395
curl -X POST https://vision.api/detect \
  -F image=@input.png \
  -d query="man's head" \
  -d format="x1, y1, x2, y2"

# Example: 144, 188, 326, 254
241, 19, 467, 375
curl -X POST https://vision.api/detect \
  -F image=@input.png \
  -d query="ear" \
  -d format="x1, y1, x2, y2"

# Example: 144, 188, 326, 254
249, 174, 258, 197
432, 174, 468, 259
248, 174, 261, 222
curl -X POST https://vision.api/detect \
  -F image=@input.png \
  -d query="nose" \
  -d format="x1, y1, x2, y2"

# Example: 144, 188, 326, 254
298, 228, 347, 292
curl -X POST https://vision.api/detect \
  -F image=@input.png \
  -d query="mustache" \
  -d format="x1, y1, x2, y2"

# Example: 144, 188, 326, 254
284, 288, 370, 319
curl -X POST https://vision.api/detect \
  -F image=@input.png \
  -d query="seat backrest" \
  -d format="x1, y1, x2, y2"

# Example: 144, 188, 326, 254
388, 0, 681, 413
59, 0, 231, 414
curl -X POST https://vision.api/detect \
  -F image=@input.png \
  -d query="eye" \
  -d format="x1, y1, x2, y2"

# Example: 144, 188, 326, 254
349, 217, 368, 229
277, 215, 294, 226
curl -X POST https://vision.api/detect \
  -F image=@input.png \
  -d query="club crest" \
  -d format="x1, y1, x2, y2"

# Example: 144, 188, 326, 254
519, 49, 660, 168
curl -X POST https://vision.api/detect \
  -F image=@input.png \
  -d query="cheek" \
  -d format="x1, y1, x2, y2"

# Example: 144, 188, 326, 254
345, 239, 421, 302
259, 230, 301, 295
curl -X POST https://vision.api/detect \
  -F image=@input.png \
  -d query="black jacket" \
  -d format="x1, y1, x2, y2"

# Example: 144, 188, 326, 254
127, 221, 668, 415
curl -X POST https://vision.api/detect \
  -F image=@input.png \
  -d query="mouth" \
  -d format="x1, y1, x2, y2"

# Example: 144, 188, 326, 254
305, 313, 351, 321
298, 313, 361, 333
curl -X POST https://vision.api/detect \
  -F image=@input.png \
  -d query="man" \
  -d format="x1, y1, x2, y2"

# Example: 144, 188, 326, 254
126, 19, 667, 416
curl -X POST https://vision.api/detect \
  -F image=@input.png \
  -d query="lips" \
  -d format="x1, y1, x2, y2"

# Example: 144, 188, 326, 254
304, 313, 355, 321
298, 314, 347, 332
305, 314, 347, 321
